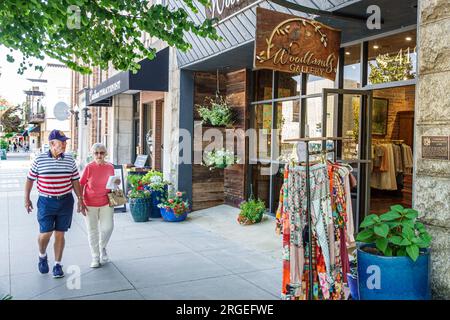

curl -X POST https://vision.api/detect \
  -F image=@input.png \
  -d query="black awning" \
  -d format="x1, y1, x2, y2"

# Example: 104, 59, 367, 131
87, 47, 169, 106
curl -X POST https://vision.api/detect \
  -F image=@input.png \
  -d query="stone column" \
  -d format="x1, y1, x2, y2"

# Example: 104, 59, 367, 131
109, 94, 133, 165
163, 47, 181, 189
414, 0, 450, 299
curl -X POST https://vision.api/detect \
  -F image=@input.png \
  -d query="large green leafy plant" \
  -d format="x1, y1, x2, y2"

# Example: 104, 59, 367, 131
196, 96, 234, 127
356, 205, 432, 261
237, 197, 266, 225
141, 170, 169, 192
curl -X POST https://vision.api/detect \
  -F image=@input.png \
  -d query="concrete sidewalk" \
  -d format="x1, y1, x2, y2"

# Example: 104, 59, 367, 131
0, 157, 282, 300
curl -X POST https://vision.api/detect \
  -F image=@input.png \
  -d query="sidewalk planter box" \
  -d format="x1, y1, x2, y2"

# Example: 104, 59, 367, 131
357, 244, 431, 300
160, 207, 188, 222
129, 197, 151, 222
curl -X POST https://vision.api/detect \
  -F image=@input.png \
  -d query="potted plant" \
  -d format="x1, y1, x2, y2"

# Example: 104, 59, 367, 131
127, 174, 152, 222
237, 197, 266, 225
141, 170, 170, 218
157, 191, 190, 222
356, 205, 432, 300
196, 95, 234, 127
204, 148, 239, 170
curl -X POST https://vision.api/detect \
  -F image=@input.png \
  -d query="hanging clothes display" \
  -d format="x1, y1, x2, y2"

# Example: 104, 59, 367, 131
371, 142, 414, 190
276, 161, 355, 300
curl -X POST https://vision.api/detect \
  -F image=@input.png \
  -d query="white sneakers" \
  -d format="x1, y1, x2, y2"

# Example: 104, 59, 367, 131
101, 248, 109, 264
90, 258, 101, 268
90, 249, 109, 268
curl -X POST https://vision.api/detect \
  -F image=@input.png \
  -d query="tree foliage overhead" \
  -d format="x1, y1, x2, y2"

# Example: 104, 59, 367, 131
0, 0, 219, 74
0, 104, 23, 133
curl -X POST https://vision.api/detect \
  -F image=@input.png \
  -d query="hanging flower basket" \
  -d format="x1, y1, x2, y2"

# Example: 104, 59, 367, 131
203, 148, 239, 170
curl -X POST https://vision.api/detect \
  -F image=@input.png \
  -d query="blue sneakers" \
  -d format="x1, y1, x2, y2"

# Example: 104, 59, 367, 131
52, 264, 64, 278
38, 255, 49, 274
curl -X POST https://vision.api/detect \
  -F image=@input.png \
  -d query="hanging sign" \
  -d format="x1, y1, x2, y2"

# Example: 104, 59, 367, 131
254, 8, 341, 81
205, 0, 257, 21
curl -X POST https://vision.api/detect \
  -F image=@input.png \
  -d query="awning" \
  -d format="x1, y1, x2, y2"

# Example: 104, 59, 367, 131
87, 47, 169, 106
22, 130, 29, 137
28, 126, 40, 134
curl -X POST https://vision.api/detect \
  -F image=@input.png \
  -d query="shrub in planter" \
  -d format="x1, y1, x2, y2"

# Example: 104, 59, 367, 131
356, 205, 432, 300
196, 95, 234, 127
237, 197, 266, 225
158, 191, 190, 222
204, 148, 239, 170
127, 175, 151, 222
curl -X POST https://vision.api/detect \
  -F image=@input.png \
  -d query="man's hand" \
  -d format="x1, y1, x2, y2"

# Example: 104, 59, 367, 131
25, 198, 33, 214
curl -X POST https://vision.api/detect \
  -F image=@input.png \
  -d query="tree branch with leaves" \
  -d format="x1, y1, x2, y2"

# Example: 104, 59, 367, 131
0, 0, 219, 74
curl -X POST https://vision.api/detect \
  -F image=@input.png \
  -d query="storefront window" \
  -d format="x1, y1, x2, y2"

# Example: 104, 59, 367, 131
368, 30, 417, 84
253, 103, 272, 161
275, 101, 300, 161
344, 44, 361, 89
277, 72, 301, 98
307, 75, 335, 94
254, 70, 273, 102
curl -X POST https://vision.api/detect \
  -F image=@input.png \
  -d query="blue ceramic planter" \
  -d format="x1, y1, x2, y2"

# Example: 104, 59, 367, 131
145, 186, 167, 218
129, 197, 151, 222
357, 244, 431, 300
160, 207, 188, 222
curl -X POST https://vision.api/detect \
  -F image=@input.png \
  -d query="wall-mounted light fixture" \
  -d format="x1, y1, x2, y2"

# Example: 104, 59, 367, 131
82, 106, 91, 126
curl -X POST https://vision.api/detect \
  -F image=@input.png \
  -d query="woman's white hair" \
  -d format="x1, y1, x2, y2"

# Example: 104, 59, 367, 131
91, 143, 107, 155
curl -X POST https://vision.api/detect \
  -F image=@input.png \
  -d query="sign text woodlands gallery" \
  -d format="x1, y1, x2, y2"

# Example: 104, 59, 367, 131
254, 8, 341, 81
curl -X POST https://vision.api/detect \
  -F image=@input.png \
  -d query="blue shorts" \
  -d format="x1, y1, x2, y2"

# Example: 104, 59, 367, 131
37, 194, 74, 233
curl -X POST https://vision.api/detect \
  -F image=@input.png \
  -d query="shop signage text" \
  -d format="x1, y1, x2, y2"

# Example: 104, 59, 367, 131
422, 136, 450, 160
90, 80, 121, 103
205, 0, 256, 21
254, 8, 341, 81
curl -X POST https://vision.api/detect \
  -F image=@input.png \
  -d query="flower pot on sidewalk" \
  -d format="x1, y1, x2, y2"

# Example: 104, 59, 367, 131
160, 207, 188, 222
129, 197, 151, 222
357, 244, 431, 300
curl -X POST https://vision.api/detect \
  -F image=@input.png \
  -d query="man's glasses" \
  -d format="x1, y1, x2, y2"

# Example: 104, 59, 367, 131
94, 152, 105, 155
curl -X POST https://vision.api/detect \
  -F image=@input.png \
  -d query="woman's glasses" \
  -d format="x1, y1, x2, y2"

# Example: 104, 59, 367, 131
94, 152, 105, 155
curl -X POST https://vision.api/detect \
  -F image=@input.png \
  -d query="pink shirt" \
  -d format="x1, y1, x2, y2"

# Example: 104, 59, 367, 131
80, 161, 115, 207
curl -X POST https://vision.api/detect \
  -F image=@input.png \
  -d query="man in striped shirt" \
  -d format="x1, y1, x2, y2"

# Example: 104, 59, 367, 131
24, 129, 87, 278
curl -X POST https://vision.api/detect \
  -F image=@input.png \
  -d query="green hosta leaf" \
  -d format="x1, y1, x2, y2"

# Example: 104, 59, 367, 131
415, 222, 426, 232
385, 246, 393, 256
405, 209, 419, 220
390, 204, 405, 213
400, 238, 412, 246
411, 237, 421, 244
356, 229, 374, 242
406, 244, 420, 262
421, 233, 432, 242
359, 214, 378, 228
380, 211, 402, 221
389, 236, 403, 246
387, 221, 401, 228
402, 219, 415, 229
374, 224, 389, 238
376, 237, 388, 254
402, 226, 415, 239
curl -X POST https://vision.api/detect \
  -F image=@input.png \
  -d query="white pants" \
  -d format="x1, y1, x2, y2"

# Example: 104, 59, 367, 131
84, 205, 114, 259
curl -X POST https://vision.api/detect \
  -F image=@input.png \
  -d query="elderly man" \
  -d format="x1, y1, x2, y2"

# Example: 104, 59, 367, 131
24, 130, 87, 278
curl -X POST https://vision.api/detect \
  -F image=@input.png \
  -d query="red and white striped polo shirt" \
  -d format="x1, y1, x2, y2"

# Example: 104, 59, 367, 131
27, 151, 80, 196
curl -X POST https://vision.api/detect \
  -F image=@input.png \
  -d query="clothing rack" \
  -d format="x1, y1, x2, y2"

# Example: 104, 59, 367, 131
287, 136, 349, 300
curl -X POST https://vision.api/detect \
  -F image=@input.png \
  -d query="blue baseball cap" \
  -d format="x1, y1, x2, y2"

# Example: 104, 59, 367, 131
48, 129, 70, 142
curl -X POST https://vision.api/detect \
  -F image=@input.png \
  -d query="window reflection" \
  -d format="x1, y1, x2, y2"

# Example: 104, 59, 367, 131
368, 30, 417, 84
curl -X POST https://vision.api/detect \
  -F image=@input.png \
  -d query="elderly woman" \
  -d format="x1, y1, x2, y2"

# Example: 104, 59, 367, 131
80, 143, 119, 268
